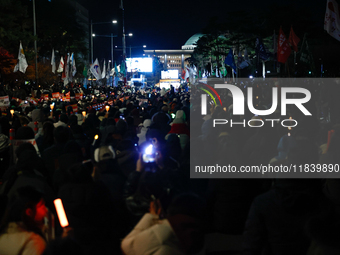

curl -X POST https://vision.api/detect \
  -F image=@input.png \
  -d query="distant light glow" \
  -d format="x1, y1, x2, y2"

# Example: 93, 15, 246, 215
112, 20, 117, 23
128, 33, 133, 36
92, 33, 95, 37
249, 75, 253, 79
143, 45, 146, 48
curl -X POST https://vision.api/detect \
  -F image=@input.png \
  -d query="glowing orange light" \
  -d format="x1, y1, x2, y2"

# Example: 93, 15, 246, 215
54, 199, 69, 228
105, 105, 110, 112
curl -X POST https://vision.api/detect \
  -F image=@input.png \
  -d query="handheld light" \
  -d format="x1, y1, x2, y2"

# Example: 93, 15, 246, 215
54, 199, 69, 228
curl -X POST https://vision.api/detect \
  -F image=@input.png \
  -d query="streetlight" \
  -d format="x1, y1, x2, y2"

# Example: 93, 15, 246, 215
92, 34, 118, 65
90, 20, 117, 64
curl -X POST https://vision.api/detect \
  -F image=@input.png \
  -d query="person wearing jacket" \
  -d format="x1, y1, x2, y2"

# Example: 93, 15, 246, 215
0, 186, 48, 255
121, 192, 206, 255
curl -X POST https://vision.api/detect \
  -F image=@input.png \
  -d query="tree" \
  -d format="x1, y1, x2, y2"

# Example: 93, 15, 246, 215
0, 0, 88, 84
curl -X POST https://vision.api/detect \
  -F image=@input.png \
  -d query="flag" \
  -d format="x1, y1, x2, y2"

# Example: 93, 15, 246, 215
57, 56, 64, 72
51, 48, 56, 73
224, 48, 237, 72
244, 48, 249, 61
13, 42, 28, 73
120, 61, 126, 76
71, 53, 76, 76
102, 60, 106, 79
324, 0, 340, 41
181, 68, 186, 79
65, 54, 70, 81
114, 62, 118, 75
106, 61, 111, 79
277, 27, 291, 63
299, 34, 315, 73
90, 58, 101, 80
184, 66, 189, 80
237, 51, 243, 66
220, 64, 227, 76
83, 64, 88, 77
237, 49, 249, 69
255, 38, 269, 61
288, 27, 300, 52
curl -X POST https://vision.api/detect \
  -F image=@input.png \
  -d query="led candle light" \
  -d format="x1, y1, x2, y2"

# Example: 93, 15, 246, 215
82, 111, 86, 118
92, 134, 99, 146
54, 199, 69, 228
50, 103, 54, 110
106, 105, 110, 112
10, 109, 14, 117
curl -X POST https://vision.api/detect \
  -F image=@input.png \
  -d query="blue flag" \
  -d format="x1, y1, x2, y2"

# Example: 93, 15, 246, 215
255, 38, 269, 61
225, 49, 237, 73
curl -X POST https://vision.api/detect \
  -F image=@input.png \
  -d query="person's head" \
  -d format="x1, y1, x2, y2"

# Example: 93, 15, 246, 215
43, 121, 55, 142
60, 113, 69, 125
16, 126, 35, 140
1, 186, 47, 234
166, 193, 206, 254
54, 126, 71, 144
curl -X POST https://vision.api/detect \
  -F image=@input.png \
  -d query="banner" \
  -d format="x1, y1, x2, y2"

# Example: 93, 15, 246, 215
0, 96, 10, 107
52, 92, 60, 99
70, 104, 78, 113
75, 93, 83, 100
41, 94, 49, 101
64, 92, 70, 102
26, 97, 39, 106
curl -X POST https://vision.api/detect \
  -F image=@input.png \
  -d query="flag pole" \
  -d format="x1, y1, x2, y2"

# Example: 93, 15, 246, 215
32, 0, 38, 84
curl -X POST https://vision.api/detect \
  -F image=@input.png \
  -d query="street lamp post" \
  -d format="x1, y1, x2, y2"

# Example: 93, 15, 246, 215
90, 20, 117, 86
91, 20, 117, 64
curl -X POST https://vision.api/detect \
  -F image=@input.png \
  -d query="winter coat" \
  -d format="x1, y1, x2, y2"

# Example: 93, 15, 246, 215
0, 222, 46, 255
121, 213, 185, 255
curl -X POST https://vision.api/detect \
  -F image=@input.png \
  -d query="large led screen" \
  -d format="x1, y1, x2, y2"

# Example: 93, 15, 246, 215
126, 58, 153, 72
161, 70, 179, 79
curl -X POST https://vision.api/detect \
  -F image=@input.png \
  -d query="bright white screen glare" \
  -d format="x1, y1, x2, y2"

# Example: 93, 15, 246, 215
161, 70, 179, 79
145, 144, 153, 155
126, 58, 153, 72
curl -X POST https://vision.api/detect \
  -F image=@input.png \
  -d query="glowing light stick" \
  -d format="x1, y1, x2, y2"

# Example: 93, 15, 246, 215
54, 199, 69, 228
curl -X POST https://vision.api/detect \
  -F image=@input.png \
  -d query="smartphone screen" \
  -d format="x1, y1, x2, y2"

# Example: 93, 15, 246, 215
142, 144, 156, 163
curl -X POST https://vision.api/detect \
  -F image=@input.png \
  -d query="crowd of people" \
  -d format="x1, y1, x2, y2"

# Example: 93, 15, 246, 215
0, 80, 339, 255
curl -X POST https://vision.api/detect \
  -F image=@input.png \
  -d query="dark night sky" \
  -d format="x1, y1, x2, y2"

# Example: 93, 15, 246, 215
76, 0, 326, 63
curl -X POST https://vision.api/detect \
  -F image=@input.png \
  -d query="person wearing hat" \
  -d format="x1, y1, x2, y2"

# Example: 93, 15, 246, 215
166, 110, 189, 150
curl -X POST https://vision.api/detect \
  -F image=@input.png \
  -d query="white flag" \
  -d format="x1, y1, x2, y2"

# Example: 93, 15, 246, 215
65, 53, 70, 81
72, 54, 77, 76
106, 61, 111, 79
324, 0, 340, 41
90, 58, 101, 80
51, 48, 56, 73
13, 42, 28, 73
102, 60, 106, 79
57, 56, 64, 72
